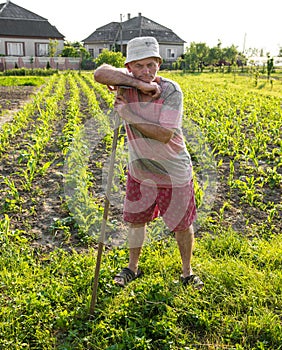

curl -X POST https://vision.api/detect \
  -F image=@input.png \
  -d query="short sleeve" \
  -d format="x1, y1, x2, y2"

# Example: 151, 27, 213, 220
159, 80, 183, 129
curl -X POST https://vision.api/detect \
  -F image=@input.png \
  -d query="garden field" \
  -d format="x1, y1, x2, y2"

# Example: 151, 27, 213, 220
0, 71, 281, 349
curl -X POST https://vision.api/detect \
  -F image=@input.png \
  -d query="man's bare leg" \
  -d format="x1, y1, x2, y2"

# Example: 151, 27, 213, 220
175, 225, 204, 289
114, 223, 146, 285
128, 223, 146, 273
175, 225, 194, 278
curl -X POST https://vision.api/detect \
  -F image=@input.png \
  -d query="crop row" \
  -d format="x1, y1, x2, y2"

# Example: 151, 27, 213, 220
162, 72, 281, 235
0, 71, 281, 244
83, 71, 281, 237
0, 72, 118, 245
0, 71, 281, 349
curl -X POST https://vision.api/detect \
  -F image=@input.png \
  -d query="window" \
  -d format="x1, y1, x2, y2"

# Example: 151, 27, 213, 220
167, 48, 176, 59
89, 48, 94, 57
35, 43, 49, 57
6, 42, 24, 56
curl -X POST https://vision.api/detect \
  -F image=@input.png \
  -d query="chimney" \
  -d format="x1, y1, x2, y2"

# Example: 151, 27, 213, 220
127, 13, 131, 20
138, 12, 142, 17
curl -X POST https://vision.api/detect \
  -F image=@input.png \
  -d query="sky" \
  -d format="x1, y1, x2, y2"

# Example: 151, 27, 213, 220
11, 0, 282, 56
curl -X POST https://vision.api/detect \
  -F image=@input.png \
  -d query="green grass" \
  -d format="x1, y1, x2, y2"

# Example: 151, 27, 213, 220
0, 217, 281, 349
168, 71, 282, 98
0, 76, 47, 86
0, 71, 281, 349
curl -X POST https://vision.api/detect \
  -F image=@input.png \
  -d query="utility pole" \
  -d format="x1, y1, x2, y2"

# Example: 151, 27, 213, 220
243, 33, 247, 53
120, 14, 123, 54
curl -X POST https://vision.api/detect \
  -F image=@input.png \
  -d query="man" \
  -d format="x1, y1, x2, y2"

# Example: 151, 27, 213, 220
94, 36, 203, 289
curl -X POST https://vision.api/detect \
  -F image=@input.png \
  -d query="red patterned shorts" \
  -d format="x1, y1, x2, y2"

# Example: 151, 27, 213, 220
123, 173, 197, 232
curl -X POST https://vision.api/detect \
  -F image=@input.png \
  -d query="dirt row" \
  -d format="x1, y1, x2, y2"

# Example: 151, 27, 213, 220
0, 86, 35, 111
0, 82, 113, 252
0, 82, 280, 255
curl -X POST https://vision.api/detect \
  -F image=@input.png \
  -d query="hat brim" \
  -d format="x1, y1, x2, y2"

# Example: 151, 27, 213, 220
125, 54, 162, 65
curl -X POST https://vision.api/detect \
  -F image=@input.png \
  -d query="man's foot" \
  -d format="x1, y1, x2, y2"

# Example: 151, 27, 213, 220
181, 274, 204, 290
114, 267, 142, 287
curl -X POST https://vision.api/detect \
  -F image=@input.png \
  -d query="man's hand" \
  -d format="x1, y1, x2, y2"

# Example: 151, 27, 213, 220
114, 95, 129, 119
137, 81, 162, 99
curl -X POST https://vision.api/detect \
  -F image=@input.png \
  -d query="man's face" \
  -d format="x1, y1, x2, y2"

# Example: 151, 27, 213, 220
127, 57, 160, 83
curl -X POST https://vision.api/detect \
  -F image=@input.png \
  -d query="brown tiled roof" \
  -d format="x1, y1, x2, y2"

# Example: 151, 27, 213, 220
0, 1, 64, 38
83, 15, 185, 44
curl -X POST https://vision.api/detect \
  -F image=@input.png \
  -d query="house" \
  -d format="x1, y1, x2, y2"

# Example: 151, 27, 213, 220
247, 56, 282, 67
0, 0, 64, 58
83, 13, 185, 64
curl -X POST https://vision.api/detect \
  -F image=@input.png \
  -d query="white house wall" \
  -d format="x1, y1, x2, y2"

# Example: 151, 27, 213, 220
159, 44, 183, 61
0, 38, 5, 55
85, 43, 184, 61
84, 43, 112, 58
0, 37, 64, 57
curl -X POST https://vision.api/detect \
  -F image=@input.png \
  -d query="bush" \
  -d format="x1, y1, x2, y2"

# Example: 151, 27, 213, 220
3, 68, 58, 76
0, 76, 46, 86
95, 49, 125, 68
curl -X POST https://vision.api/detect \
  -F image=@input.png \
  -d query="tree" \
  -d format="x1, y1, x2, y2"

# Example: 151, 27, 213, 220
245, 47, 261, 57
61, 41, 91, 60
184, 42, 209, 72
267, 55, 274, 80
61, 45, 79, 57
49, 39, 58, 57
222, 45, 239, 65
95, 49, 125, 68
207, 43, 223, 66
183, 40, 244, 72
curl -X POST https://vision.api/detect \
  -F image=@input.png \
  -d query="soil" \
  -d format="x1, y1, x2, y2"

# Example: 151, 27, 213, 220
0, 86, 36, 126
0, 84, 281, 254
0, 86, 35, 110
0, 84, 120, 252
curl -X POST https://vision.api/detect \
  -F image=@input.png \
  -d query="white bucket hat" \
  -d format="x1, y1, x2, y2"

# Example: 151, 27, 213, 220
125, 36, 162, 64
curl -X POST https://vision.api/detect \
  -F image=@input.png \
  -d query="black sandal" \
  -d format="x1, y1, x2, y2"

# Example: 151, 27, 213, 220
181, 274, 204, 290
114, 267, 142, 287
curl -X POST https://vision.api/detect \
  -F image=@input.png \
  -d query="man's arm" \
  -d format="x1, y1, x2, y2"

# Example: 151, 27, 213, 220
115, 96, 174, 144
94, 64, 161, 98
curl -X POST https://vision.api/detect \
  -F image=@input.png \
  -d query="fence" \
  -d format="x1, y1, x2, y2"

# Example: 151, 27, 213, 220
0, 57, 81, 71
